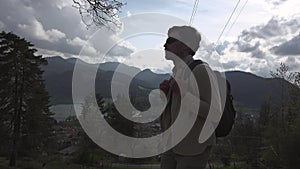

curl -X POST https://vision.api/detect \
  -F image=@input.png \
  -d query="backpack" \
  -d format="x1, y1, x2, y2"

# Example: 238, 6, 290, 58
188, 60, 236, 137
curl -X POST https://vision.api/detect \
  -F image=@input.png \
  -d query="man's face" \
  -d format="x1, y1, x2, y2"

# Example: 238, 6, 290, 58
164, 37, 189, 60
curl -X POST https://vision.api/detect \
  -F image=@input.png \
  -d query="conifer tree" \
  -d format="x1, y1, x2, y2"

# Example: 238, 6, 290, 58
0, 32, 54, 166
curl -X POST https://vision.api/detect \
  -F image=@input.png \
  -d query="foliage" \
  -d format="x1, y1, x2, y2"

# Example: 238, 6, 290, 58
212, 62, 300, 168
280, 117, 300, 169
74, 94, 119, 167
260, 63, 300, 169
0, 32, 54, 166
228, 113, 262, 168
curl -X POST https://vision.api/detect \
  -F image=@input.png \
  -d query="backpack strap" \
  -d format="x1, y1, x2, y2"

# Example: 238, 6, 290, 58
189, 59, 204, 70
183, 59, 204, 79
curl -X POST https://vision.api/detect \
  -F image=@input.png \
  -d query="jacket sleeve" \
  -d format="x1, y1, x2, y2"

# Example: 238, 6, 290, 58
181, 64, 221, 120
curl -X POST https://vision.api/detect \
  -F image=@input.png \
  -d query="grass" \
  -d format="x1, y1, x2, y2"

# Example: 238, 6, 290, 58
2, 156, 242, 169
0, 156, 144, 169
111, 168, 148, 169
215, 166, 235, 169
215, 163, 248, 169
0, 156, 88, 169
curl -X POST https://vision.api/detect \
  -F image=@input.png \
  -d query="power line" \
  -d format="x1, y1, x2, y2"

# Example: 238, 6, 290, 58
189, 0, 199, 25
216, 0, 241, 44
189, 0, 200, 25
225, 0, 249, 38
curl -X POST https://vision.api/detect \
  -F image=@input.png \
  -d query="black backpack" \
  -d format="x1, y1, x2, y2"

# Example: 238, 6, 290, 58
188, 60, 236, 137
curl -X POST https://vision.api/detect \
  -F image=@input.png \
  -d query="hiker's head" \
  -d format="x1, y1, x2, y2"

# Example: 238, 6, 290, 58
164, 25, 201, 60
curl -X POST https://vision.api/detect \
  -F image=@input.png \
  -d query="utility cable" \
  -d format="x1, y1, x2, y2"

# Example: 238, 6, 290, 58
216, 0, 241, 44
189, 0, 200, 25
224, 0, 249, 38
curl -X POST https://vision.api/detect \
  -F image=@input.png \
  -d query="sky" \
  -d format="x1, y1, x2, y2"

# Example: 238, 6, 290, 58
0, 0, 300, 77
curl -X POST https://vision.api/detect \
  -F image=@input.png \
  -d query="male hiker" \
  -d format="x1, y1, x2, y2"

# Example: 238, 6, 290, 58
159, 26, 216, 169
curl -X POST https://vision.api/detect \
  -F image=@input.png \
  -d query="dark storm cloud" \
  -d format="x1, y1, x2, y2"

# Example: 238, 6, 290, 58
236, 41, 266, 58
271, 34, 300, 56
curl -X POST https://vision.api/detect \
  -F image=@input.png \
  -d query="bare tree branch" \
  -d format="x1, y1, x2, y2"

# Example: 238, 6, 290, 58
73, 0, 126, 30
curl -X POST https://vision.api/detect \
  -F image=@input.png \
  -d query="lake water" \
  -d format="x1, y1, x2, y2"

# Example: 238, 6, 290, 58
50, 104, 83, 122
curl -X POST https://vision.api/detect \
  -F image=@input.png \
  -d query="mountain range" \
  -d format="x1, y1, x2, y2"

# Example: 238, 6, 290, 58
42, 56, 292, 111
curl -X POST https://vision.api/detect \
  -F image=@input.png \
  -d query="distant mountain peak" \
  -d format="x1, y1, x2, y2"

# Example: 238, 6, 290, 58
42, 55, 293, 111
44, 55, 65, 61
226, 70, 265, 79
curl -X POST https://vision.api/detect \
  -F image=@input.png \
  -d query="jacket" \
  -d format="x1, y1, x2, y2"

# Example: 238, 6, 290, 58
160, 56, 216, 156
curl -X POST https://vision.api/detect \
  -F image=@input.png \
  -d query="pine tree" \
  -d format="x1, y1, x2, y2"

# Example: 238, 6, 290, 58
0, 32, 54, 166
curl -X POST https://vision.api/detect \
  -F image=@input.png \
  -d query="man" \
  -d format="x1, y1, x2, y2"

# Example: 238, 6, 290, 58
160, 26, 216, 169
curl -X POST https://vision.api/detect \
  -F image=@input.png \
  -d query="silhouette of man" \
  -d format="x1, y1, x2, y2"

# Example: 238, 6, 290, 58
160, 26, 216, 169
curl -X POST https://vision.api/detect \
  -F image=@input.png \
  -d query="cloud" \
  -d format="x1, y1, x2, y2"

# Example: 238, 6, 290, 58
229, 16, 300, 59
237, 41, 260, 53
235, 41, 266, 58
215, 41, 230, 55
265, 0, 288, 6
0, 0, 135, 62
66, 37, 99, 57
66, 37, 87, 47
1, 0, 299, 76
18, 19, 66, 42
122, 49, 172, 73
218, 16, 300, 76
222, 60, 240, 70
120, 0, 192, 14
85, 28, 136, 58
271, 34, 300, 56
285, 56, 300, 70
109, 45, 134, 56
237, 17, 294, 41
126, 11, 132, 17
36, 47, 65, 58
0, 20, 4, 29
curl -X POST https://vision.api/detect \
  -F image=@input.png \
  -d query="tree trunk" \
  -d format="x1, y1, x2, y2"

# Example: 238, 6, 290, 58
9, 60, 24, 166
9, 68, 20, 166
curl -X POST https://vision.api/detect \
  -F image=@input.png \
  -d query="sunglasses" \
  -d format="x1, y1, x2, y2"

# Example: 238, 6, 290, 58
165, 37, 179, 44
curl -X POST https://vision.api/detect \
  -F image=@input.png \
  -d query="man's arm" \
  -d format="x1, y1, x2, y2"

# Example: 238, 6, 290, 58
180, 63, 214, 120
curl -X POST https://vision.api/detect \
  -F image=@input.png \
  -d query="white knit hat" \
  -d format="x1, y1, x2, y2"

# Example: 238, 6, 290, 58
167, 25, 201, 53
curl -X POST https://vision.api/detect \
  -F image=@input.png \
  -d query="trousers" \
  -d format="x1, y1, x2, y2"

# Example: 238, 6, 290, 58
160, 146, 212, 169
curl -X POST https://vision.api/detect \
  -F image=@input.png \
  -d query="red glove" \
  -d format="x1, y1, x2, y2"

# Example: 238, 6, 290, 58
160, 80, 170, 95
